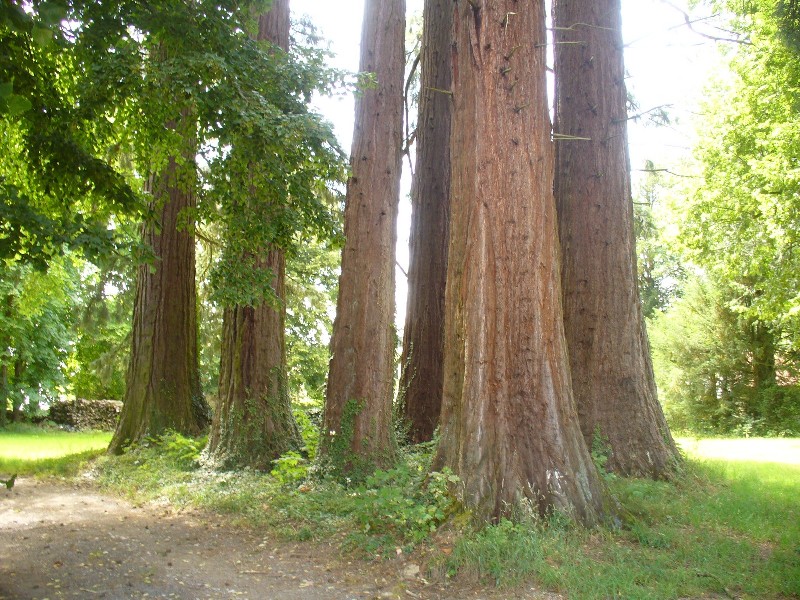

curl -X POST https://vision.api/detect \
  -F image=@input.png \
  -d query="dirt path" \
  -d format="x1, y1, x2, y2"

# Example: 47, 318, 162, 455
0, 479, 558, 600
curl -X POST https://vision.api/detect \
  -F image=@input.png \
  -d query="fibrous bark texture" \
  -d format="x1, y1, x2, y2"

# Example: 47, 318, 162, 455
110, 148, 208, 453
321, 0, 405, 474
398, 0, 452, 444
206, 0, 301, 469
209, 253, 300, 469
434, 0, 606, 524
553, 0, 679, 477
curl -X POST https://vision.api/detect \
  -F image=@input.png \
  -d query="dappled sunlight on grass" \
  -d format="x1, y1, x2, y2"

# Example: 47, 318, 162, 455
0, 424, 112, 476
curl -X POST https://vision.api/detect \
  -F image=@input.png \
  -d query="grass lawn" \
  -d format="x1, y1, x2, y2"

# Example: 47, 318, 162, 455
0, 423, 112, 477
678, 436, 800, 464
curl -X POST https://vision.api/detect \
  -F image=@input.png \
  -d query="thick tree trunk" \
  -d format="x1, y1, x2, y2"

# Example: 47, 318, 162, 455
109, 133, 208, 453
553, 0, 679, 478
205, 0, 300, 470
434, 0, 606, 525
398, 0, 452, 444
320, 0, 405, 475
209, 253, 300, 468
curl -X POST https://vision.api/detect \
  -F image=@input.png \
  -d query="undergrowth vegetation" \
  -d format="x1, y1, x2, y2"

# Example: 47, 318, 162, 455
5, 425, 798, 599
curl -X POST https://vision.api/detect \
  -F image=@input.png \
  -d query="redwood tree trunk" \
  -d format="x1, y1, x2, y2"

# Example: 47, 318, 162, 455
398, 0, 452, 444
110, 146, 208, 453
205, 0, 300, 469
553, 0, 679, 477
320, 0, 405, 475
434, 0, 606, 524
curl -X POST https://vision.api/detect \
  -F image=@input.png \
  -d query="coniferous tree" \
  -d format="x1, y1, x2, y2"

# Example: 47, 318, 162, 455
398, 0, 452, 444
553, 0, 680, 478
434, 0, 606, 523
320, 0, 406, 474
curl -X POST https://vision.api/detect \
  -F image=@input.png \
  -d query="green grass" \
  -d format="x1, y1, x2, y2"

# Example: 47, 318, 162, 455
0, 422, 112, 477
5, 425, 798, 599
443, 438, 800, 599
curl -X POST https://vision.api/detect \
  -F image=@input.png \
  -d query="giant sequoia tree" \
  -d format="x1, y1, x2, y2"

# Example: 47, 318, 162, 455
206, 0, 301, 470
109, 106, 209, 453
434, 0, 606, 523
108, 1, 345, 452
321, 0, 406, 474
398, 0, 452, 443
553, 0, 679, 477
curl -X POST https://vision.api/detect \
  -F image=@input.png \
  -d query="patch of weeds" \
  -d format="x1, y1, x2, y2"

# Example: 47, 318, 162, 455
293, 406, 320, 459
349, 465, 459, 551
94, 431, 207, 500
270, 451, 309, 486
446, 518, 549, 587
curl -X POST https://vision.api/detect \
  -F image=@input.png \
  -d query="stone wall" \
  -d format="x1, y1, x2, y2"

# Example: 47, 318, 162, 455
49, 398, 122, 431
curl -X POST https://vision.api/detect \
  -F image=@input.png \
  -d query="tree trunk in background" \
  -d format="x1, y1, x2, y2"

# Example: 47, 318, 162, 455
398, 0, 452, 444
0, 363, 7, 427
433, 0, 606, 524
109, 114, 208, 453
320, 0, 405, 476
206, 0, 300, 470
0, 294, 9, 426
553, 0, 679, 477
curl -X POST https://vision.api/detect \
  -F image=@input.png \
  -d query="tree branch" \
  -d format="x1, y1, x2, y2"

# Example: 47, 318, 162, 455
659, 0, 751, 45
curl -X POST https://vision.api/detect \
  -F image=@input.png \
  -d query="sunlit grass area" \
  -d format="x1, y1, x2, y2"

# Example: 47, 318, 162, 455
678, 436, 800, 464
0, 423, 112, 477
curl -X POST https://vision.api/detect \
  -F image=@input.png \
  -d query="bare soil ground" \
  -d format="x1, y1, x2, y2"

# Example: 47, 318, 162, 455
0, 479, 559, 600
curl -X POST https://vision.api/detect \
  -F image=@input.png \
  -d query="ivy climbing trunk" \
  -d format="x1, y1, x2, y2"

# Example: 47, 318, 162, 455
398, 0, 452, 444
553, 0, 679, 477
109, 120, 208, 453
320, 0, 405, 475
206, 1, 301, 469
433, 0, 606, 524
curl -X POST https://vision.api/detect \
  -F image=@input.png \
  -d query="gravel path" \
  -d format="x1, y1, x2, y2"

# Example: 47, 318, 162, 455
0, 478, 558, 600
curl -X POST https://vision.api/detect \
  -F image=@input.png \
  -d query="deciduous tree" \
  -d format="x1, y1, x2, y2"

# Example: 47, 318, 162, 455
109, 110, 209, 452
206, 0, 303, 470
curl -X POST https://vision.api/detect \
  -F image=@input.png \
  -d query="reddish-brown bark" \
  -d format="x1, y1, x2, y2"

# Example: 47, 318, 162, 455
553, 0, 679, 477
110, 147, 208, 453
434, 0, 606, 524
321, 0, 405, 473
206, 0, 301, 469
398, 0, 452, 444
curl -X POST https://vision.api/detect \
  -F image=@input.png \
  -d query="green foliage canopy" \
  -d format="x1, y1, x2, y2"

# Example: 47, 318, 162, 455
685, 0, 800, 328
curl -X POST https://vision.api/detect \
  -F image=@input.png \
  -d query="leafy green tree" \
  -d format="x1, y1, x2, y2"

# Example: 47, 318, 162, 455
285, 239, 340, 407
652, 0, 800, 435
1, 1, 145, 268
633, 165, 685, 320
686, 0, 800, 330
0, 258, 78, 423
650, 274, 799, 435
67, 257, 134, 401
